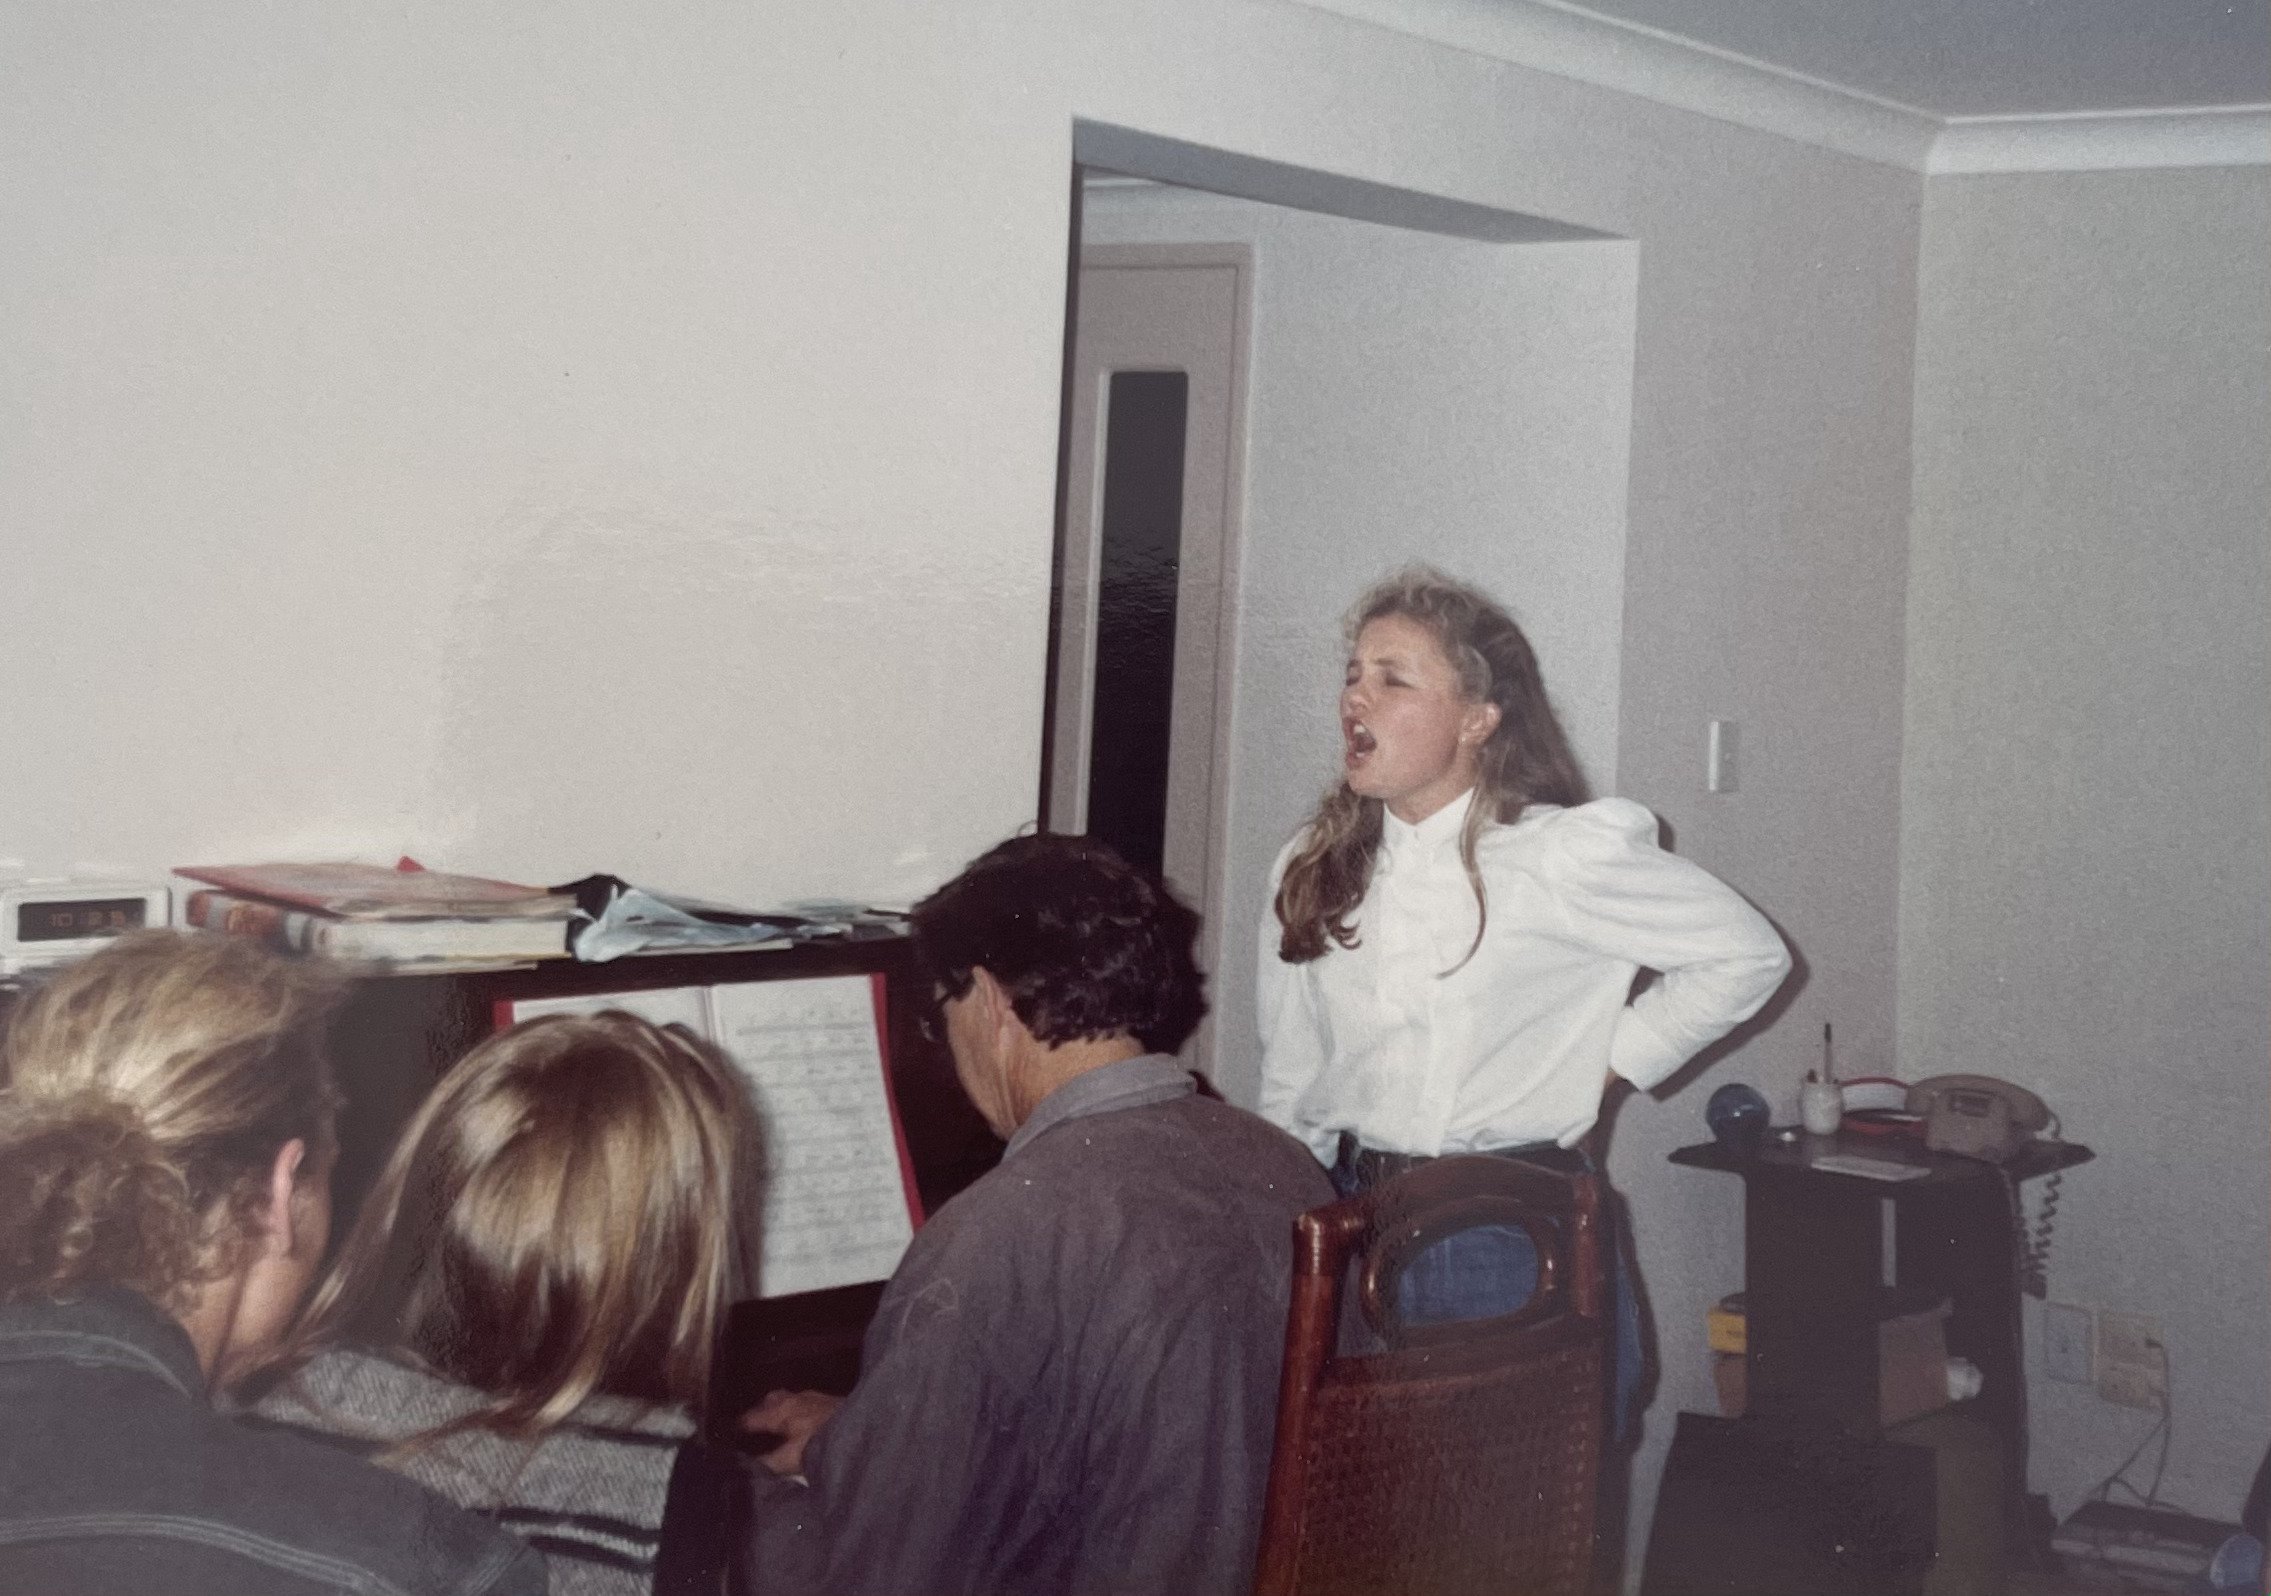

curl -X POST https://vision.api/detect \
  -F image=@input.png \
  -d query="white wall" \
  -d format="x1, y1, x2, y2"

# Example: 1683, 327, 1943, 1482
4, 0, 1923, 1570
2, 3, 1070, 904
1903, 165, 2271, 1520
1596, 131, 1922, 1563
1082, 185, 1639, 1112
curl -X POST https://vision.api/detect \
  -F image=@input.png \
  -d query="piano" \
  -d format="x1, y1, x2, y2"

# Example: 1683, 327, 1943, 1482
328, 934, 1004, 1440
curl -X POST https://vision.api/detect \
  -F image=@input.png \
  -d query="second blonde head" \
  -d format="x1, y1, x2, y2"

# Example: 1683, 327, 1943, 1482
292, 1011, 756, 1430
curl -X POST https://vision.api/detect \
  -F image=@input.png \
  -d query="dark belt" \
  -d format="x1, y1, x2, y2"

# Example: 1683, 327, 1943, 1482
1333, 1131, 1588, 1190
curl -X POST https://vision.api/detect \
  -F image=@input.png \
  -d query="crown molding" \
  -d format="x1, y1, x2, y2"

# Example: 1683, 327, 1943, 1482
1297, 0, 1938, 170
1295, 0, 2271, 175
1929, 107, 2271, 175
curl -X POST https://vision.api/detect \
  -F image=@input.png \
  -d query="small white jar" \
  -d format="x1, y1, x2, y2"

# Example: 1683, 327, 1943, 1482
1800, 1078, 1844, 1135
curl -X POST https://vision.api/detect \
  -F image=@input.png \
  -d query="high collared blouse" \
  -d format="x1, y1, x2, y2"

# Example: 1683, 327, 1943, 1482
1259, 790, 1792, 1161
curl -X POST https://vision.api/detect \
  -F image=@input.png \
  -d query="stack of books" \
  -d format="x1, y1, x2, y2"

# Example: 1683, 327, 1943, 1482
177, 861, 575, 968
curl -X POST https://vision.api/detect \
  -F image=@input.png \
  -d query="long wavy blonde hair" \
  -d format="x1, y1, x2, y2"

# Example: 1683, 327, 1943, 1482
1274, 566, 1588, 966
284, 1011, 758, 1431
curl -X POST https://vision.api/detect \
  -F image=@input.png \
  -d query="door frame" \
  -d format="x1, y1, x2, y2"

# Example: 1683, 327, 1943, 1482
1043, 238, 1253, 1071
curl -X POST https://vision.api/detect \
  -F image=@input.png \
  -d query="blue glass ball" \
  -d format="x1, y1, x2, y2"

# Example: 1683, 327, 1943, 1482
1706, 1083, 1772, 1149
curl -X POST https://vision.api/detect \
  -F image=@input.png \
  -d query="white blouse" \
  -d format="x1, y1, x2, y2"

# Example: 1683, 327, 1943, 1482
1257, 790, 1792, 1163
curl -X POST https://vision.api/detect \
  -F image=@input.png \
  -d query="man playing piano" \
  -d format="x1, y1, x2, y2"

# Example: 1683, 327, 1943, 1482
732, 833, 1333, 1596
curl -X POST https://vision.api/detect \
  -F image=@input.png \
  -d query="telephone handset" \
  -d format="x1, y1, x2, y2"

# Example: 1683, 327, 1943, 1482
1906, 1074, 2050, 1163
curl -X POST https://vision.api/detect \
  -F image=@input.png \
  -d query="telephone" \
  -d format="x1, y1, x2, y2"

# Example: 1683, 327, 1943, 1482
1904, 1074, 2064, 1297
1906, 1074, 2050, 1163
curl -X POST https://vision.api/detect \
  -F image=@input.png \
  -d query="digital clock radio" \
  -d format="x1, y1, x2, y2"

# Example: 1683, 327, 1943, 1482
0, 878, 171, 976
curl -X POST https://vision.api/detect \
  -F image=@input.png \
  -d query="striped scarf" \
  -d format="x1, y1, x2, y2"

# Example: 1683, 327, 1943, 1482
248, 1346, 694, 1596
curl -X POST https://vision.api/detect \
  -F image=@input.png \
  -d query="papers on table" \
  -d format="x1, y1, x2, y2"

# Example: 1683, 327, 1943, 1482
552, 876, 909, 963
559, 881, 800, 963
1807, 1150, 1931, 1182
507, 974, 919, 1298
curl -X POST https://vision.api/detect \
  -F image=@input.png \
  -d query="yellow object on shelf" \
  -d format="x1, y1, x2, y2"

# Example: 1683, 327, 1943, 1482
1706, 1294, 1747, 1356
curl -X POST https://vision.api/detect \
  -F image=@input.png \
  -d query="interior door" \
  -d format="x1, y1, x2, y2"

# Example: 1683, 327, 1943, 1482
1047, 244, 1248, 1065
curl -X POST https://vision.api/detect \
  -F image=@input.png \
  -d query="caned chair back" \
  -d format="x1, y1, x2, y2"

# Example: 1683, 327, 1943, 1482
1252, 1155, 1609, 1596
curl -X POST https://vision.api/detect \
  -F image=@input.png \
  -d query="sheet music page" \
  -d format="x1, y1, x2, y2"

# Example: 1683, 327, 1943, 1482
706, 975, 916, 1298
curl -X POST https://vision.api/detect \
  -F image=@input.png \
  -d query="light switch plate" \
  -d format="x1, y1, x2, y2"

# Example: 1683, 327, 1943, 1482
1707, 719, 1740, 794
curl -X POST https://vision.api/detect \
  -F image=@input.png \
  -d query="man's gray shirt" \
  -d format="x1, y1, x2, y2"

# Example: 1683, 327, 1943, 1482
733, 1053, 1335, 1596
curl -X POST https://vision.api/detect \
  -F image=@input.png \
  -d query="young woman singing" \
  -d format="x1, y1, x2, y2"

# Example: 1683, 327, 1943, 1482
1258, 567, 1791, 1428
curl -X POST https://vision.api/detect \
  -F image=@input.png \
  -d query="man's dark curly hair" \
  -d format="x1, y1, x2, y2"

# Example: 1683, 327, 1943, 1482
910, 833, 1206, 1055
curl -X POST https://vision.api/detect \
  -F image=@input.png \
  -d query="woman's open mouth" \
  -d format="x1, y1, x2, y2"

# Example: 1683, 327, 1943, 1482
1344, 721, 1376, 767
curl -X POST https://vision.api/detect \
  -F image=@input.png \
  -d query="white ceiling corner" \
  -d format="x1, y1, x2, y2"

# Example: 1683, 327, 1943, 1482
1296, 0, 2271, 175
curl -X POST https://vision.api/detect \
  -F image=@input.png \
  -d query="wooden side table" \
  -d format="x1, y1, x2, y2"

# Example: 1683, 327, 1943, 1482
1643, 1129, 2090, 1594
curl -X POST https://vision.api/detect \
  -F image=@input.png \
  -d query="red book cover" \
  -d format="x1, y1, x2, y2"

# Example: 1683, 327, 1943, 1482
176, 861, 572, 922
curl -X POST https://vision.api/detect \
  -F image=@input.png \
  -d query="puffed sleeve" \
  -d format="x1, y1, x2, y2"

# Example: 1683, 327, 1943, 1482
1537, 799, 1791, 1092
1255, 834, 1337, 1165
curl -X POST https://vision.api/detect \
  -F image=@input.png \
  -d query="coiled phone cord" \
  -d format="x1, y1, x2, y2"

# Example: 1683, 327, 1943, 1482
2011, 1112, 2065, 1299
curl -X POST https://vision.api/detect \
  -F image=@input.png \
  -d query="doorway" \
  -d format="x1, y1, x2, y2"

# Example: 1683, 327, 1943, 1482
1043, 238, 1251, 1070
1046, 152, 1637, 1110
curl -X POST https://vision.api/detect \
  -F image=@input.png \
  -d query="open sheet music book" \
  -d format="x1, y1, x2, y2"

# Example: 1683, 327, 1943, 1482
505, 975, 921, 1299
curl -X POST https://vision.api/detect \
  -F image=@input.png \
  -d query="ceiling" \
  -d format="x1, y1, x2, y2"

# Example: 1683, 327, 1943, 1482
1541, 0, 2271, 118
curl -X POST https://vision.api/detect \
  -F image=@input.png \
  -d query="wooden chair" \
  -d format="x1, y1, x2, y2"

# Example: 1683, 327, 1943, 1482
1252, 1155, 1610, 1596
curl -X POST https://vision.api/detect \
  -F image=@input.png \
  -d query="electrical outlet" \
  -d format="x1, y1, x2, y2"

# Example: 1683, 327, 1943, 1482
2098, 1311, 2163, 1371
2095, 1310, 2167, 1409
2097, 1359, 2166, 1410
2044, 1302, 2093, 1384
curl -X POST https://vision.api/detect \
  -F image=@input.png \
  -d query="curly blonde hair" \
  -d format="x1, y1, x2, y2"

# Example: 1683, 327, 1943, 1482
0, 931, 345, 1313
